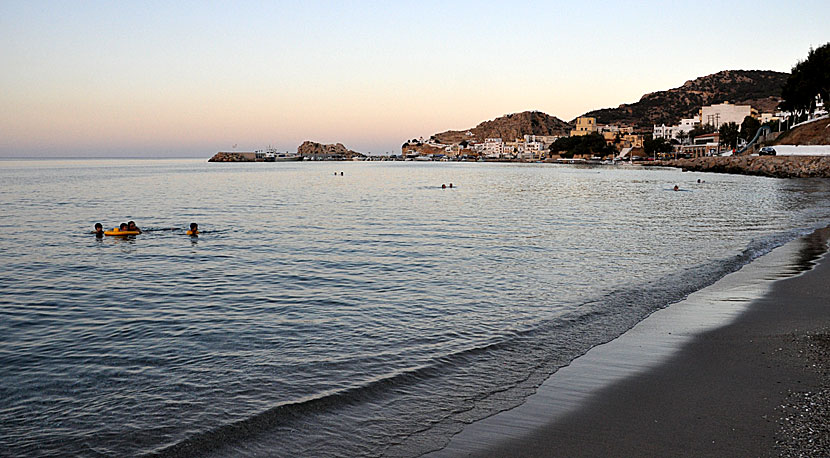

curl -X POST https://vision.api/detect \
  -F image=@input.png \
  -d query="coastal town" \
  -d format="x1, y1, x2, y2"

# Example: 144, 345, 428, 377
398, 99, 827, 163
210, 98, 829, 169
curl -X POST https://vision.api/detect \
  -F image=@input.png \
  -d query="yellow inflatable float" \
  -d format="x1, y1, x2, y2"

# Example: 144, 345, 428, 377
186, 230, 198, 235
104, 228, 141, 236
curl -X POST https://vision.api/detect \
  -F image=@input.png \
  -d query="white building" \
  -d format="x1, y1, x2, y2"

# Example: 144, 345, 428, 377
653, 124, 676, 140
523, 135, 559, 153
759, 112, 780, 124
653, 118, 699, 141
700, 102, 753, 129
483, 138, 504, 158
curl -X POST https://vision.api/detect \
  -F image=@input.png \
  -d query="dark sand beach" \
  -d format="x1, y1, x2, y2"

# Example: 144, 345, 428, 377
431, 229, 830, 458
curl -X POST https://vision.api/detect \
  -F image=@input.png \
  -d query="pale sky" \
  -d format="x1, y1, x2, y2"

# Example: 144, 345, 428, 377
1, 0, 828, 157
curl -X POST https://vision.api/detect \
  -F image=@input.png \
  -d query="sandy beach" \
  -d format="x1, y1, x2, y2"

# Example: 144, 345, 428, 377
430, 228, 830, 457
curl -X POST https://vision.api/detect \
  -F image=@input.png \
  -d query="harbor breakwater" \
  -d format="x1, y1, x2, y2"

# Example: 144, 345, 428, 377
658, 156, 830, 178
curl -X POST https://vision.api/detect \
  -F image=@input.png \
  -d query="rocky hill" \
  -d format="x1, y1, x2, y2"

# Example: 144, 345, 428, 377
432, 111, 572, 144
582, 70, 788, 131
297, 141, 363, 159
774, 117, 830, 146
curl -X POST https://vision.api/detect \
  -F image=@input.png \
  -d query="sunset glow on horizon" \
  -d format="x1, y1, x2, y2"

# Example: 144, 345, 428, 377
2, 1, 828, 157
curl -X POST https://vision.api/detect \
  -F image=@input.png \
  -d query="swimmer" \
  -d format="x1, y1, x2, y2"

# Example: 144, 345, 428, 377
442, 184, 446, 189
449, 183, 453, 188
93, 223, 104, 237
673, 185, 679, 191
119, 222, 129, 232
697, 179, 701, 183
340, 171, 343, 176
127, 221, 142, 233
187, 222, 199, 236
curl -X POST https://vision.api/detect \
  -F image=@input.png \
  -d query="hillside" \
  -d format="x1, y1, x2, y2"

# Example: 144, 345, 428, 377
432, 111, 572, 144
582, 70, 788, 131
774, 117, 830, 145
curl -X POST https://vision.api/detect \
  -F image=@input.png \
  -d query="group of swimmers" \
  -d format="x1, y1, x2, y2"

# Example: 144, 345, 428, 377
93, 221, 199, 237
441, 183, 454, 189
672, 179, 706, 191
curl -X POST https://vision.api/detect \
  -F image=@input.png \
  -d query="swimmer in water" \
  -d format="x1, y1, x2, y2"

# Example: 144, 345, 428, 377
187, 222, 199, 236
127, 221, 141, 233
673, 185, 679, 191
118, 222, 129, 232
93, 223, 104, 237
442, 184, 446, 189
449, 183, 453, 188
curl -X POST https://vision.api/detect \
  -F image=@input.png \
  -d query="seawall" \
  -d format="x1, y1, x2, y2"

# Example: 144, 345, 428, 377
657, 156, 830, 178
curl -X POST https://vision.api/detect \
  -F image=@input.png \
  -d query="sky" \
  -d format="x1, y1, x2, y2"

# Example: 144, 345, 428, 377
1, 1, 828, 157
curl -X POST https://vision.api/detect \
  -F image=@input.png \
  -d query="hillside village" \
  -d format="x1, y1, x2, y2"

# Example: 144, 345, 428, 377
401, 70, 827, 162
403, 101, 827, 162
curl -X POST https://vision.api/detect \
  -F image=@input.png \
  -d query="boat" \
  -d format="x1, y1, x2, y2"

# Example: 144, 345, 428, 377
256, 147, 303, 162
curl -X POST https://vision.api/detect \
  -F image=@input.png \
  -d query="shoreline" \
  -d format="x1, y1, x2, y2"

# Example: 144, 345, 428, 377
427, 227, 830, 457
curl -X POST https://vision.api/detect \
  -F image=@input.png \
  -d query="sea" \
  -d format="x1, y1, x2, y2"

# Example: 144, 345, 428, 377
2, 158, 830, 457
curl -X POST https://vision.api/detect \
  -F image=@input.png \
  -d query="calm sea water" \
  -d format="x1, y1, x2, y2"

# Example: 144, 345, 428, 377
2, 159, 830, 457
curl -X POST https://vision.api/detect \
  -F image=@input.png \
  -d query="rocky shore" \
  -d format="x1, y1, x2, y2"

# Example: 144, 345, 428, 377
658, 156, 830, 178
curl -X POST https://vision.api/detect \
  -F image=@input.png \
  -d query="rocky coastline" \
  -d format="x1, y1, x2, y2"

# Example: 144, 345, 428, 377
208, 141, 364, 162
208, 152, 256, 162
656, 156, 830, 178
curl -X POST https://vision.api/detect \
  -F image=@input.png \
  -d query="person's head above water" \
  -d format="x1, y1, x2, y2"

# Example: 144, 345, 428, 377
94, 223, 103, 231
119, 222, 128, 231
127, 221, 139, 231
190, 222, 198, 231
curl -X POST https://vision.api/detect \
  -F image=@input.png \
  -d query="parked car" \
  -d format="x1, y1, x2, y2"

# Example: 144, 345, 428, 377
759, 147, 776, 156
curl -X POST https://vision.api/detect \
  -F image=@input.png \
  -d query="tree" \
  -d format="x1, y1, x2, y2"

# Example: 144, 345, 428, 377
719, 122, 740, 150
780, 42, 830, 115
549, 134, 614, 158
740, 116, 761, 141
643, 137, 673, 156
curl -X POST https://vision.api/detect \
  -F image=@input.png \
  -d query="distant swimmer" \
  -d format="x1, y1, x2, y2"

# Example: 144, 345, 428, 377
673, 185, 679, 191
119, 222, 129, 231
127, 221, 142, 233
449, 183, 453, 188
187, 222, 199, 236
697, 179, 701, 183
340, 171, 344, 176
442, 184, 446, 189
93, 222, 104, 237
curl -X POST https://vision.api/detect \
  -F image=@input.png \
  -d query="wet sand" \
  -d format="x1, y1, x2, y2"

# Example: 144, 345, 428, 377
430, 229, 830, 457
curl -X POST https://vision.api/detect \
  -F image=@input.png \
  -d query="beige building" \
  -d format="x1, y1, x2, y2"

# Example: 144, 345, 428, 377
570, 117, 597, 136
700, 102, 755, 129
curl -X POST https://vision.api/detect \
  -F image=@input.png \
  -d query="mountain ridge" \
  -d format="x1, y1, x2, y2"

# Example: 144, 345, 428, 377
580, 70, 788, 130
431, 111, 572, 145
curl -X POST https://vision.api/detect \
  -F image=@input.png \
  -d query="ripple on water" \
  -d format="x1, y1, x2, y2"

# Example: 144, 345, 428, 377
2, 160, 830, 456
